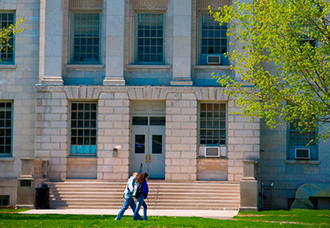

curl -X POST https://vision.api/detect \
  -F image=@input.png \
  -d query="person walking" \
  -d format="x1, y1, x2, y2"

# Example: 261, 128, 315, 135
115, 172, 141, 220
133, 173, 149, 221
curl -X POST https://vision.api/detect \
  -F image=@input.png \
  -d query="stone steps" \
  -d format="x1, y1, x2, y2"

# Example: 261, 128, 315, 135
47, 180, 240, 210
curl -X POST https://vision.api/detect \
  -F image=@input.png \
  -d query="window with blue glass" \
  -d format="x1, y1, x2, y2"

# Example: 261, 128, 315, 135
0, 12, 15, 64
70, 102, 97, 155
199, 13, 228, 65
72, 12, 100, 64
199, 103, 226, 145
288, 120, 318, 160
0, 102, 12, 156
135, 13, 164, 64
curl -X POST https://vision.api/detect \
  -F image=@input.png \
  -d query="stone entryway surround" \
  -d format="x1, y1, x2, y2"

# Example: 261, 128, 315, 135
35, 85, 260, 182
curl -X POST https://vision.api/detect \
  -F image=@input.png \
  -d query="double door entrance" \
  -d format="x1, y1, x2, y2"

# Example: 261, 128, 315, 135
130, 116, 165, 179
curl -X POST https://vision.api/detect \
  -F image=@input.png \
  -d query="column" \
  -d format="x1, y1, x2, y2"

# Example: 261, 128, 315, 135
103, 0, 126, 85
39, 0, 64, 85
170, 0, 193, 86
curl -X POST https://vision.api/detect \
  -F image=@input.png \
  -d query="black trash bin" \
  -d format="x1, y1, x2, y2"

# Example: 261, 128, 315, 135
35, 183, 50, 209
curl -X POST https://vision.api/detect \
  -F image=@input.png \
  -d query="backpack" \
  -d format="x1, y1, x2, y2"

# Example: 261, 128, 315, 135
132, 182, 143, 198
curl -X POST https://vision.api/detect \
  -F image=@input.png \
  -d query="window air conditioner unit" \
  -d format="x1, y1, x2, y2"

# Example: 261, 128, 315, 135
207, 55, 221, 65
199, 146, 221, 158
295, 148, 310, 160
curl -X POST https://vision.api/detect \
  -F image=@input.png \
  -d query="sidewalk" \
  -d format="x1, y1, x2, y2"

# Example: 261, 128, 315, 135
21, 209, 238, 220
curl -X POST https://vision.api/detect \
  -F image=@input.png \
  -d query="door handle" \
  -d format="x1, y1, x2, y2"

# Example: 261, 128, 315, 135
146, 155, 148, 163
149, 155, 151, 163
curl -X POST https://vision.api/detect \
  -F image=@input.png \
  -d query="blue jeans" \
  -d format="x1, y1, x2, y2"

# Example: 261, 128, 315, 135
116, 197, 141, 220
133, 195, 147, 220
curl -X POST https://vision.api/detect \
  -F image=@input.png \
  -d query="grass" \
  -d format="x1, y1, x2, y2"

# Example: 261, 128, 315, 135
0, 209, 329, 227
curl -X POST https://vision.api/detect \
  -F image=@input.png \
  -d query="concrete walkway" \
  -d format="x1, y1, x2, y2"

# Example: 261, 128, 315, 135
21, 209, 238, 220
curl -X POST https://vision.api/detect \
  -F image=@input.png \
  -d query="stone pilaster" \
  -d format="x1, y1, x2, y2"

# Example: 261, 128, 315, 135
39, 0, 64, 85
165, 92, 197, 180
227, 100, 260, 182
97, 92, 130, 179
171, 0, 193, 86
35, 89, 68, 180
103, 0, 126, 85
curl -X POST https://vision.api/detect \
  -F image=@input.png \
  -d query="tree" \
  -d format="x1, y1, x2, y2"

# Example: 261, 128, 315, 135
211, 0, 330, 142
0, 18, 24, 55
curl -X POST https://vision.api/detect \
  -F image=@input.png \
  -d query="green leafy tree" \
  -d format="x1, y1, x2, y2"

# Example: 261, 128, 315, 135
0, 18, 24, 56
211, 0, 330, 141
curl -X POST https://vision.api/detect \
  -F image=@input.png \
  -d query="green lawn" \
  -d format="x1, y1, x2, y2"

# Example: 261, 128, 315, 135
0, 209, 329, 227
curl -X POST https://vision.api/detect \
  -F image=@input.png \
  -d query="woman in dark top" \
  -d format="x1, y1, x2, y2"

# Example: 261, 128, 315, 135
133, 173, 149, 220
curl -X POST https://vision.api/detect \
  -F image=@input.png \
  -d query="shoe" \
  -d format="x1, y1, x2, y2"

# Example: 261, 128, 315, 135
115, 218, 120, 220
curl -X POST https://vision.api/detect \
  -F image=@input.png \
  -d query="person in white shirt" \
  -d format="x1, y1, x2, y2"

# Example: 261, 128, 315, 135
115, 172, 141, 220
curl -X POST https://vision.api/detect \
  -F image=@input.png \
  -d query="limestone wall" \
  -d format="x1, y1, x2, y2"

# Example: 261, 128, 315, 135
35, 86, 260, 182
0, 0, 40, 207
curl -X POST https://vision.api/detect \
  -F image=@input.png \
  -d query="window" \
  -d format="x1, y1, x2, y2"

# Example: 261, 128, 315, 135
199, 103, 226, 145
0, 195, 9, 206
0, 12, 15, 64
71, 12, 100, 64
135, 13, 164, 64
0, 102, 12, 156
288, 120, 317, 160
301, 36, 316, 47
70, 102, 97, 155
199, 13, 228, 65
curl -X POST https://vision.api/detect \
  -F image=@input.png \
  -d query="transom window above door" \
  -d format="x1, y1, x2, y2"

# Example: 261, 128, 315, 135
132, 116, 165, 126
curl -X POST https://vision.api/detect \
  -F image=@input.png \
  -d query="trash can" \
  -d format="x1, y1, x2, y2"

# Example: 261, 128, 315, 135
35, 183, 50, 209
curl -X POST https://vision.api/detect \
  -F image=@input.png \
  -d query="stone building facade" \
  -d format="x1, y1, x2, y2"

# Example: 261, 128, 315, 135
0, 0, 329, 210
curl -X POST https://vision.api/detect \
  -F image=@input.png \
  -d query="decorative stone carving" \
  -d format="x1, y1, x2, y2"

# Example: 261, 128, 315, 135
82, 0, 92, 8
146, 0, 157, 9
197, 0, 231, 10
133, 0, 168, 10
209, 0, 220, 9
70, 0, 103, 10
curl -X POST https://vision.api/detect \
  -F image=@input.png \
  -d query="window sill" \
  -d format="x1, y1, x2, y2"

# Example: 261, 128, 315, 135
66, 64, 104, 70
286, 160, 320, 165
127, 64, 172, 70
0, 157, 14, 162
194, 65, 231, 70
0, 64, 17, 69
68, 155, 97, 158
198, 156, 228, 160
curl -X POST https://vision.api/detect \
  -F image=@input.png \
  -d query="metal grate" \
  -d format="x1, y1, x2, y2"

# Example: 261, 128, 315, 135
0, 195, 9, 206
20, 180, 31, 187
